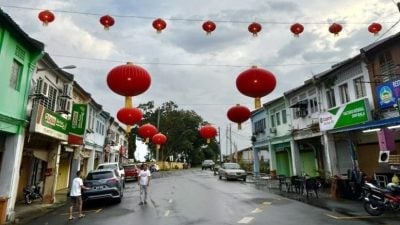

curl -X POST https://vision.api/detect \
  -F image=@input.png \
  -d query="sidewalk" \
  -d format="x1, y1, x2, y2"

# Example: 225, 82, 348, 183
11, 189, 68, 224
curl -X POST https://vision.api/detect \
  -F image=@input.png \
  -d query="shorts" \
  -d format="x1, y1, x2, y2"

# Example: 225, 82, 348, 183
70, 196, 82, 208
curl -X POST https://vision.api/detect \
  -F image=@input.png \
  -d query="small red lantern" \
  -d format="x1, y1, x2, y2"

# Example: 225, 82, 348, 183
152, 133, 167, 150
248, 22, 262, 37
227, 104, 251, 130
138, 123, 158, 143
329, 23, 343, 36
100, 15, 115, 30
152, 18, 167, 33
368, 22, 382, 36
202, 20, 216, 35
106, 62, 151, 97
290, 23, 304, 37
199, 125, 217, 144
38, 10, 55, 26
236, 66, 276, 109
116, 107, 143, 126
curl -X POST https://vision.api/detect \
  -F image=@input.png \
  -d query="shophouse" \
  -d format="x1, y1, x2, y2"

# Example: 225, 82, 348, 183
249, 107, 270, 174
105, 118, 127, 163
264, 97, 293, 177
284, 78, 326, 177
23, 53, 75, 205
0, 8, 44, 222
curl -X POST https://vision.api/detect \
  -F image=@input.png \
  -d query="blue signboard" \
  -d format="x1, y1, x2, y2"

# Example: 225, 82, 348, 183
376, 79, 400, 109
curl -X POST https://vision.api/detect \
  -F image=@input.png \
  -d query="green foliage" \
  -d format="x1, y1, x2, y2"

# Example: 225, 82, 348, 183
137, 101, 219, 166
127, 131, 137, 160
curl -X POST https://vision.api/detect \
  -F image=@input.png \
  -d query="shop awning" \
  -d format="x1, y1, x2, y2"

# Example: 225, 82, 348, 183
328, 116, 400, 134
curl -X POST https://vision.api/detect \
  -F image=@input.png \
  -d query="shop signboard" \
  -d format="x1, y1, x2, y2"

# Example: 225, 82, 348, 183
375, 79, 400, 109
319, 98, 370, 131
29, 104, 69, 140
68, 103, 87, 145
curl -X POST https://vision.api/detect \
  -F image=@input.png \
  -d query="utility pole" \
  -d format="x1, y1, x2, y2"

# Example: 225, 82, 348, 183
218, 127, 222, 163
156, 107, 161, 162
229, 123, 232, 162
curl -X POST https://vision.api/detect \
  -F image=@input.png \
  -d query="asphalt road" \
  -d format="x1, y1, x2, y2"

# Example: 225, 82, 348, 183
23, 169, 400, 225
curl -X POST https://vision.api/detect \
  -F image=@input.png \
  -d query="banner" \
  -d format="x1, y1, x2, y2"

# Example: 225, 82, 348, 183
319, 98, 370, 131
68, 104, 87, 145
376, 79, 400, 109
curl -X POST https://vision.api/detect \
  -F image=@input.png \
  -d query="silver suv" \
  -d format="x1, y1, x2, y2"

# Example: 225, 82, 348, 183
201, 160, 215, 170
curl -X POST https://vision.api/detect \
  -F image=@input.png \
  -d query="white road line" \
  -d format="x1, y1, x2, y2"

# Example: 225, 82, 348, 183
262, 201, 272, 205
251, 208, 263, 213
237, 217, 254, 224
164, 210, 170, 217
168, 199, 173, 203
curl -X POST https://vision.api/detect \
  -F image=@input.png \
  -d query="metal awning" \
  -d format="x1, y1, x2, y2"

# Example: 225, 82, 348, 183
328, 116, 400, 134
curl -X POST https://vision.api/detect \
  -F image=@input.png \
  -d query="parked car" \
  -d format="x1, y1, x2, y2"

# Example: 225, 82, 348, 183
218, 163, 247, 181
123, 164, 139, 181
202, 160, 215, 170
96, 162, 125, 187
82, 168, 123, 204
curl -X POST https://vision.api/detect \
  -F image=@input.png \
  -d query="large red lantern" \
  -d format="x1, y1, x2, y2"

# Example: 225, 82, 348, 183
202, 20, 216, 35
152, 18, 167, 33
100, 15, 115, 30
248, 22, 262, 37
138, 123, 158, 143
199, 125, 217, 144
106, 62, 151, 97
116, 107, 143, 126
38, 10, 55, 26
368, 22, 382, 36
236, 66, 276, 109
152, 133, 167, 150
290, 23, 304, 37
227, 104, 251, 130
329, 23, 342, 36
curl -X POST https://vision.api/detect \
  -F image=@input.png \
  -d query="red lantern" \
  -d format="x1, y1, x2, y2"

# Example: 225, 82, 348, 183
106, 62, 151, 97
152, 18, 167, 33
290, 23, 304, 37
116, 107, 143, 126
138, 123, 158, 143
329, 23, 342, 36
152, 133, 167, 150
236, 66, 276, 109
248, 22, 262, 37
199, 125, 217, 144
38, 10, 55, 26
100, 15, 115, 30
368, 22, 382, 35
202, 20, 216, 35
227, 104, 251, 130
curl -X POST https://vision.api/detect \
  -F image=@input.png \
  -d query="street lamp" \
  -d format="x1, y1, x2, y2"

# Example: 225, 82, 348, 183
36, 65, 77, 72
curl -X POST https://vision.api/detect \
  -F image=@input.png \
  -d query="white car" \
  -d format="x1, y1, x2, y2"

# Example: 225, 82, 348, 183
96, 162, 125, 187
218, 163, 247, 181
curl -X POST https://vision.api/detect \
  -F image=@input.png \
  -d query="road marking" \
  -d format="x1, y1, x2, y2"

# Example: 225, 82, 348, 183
95, 208, 102, 213
262, 201, 272, 205
164, 210, 170, 217
168, 199, 173, 203
251, 208, 263, 213
325, 214, 400, 220
237, 217, 254, 224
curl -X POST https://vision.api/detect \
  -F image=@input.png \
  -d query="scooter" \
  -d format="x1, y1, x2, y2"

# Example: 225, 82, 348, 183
362, 182, 400, 216
23, 183, 43, 205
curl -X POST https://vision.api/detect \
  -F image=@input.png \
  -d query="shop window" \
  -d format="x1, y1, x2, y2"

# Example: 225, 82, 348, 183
339, 83, 350, 104
270, 114, 275, 127
276, 112, 281, 126
10, 59, 22, 90
282, 109, 287, 124
379, 51, 396, 82
354, 76, 366, 99
326, 89, 336, 108
310, 97, 318, 113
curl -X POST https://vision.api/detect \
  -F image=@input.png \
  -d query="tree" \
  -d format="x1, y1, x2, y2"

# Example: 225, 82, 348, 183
136, 101, 220, 165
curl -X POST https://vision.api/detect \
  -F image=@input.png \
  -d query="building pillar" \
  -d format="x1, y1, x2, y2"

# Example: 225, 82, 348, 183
87, 150, 95, 172
42, 143, 61, 204
290, 139, 301, 176
323, 132, 337, 176
0, 133, 24, 222
268, 141, 276, 171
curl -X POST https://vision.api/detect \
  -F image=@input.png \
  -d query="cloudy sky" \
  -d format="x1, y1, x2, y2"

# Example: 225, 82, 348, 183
2, 0, 400, 157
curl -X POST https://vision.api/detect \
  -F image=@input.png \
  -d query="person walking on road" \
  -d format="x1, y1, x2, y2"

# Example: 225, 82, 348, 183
69, 171, 90, 220
138, 164, 151, 205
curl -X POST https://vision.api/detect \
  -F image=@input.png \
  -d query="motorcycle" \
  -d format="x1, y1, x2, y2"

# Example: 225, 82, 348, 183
23, 183, 43, 205
362, 182, 400, 216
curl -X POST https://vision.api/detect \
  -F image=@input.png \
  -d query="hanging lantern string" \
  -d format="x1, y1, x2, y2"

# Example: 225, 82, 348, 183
2, 4, 398, 25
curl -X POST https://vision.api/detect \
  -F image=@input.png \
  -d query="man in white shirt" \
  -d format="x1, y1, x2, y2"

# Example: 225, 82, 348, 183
138, 164, 151, 205
69, 171, 89, 220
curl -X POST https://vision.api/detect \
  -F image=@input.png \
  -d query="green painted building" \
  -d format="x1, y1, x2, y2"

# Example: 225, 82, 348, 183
0, 8, 44, 222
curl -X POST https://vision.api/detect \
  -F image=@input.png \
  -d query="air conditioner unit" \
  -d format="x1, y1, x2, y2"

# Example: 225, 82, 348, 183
378, 151, 390, 163
34, 79, 49, 98
61, 83, 73, 98
296, 110, 308, 118
270, 127, 277, 133
57, 97, 72, 113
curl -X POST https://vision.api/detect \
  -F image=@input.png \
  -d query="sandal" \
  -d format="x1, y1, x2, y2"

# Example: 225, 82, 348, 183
69, 217, 75, 220
79, 214, 85, 218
